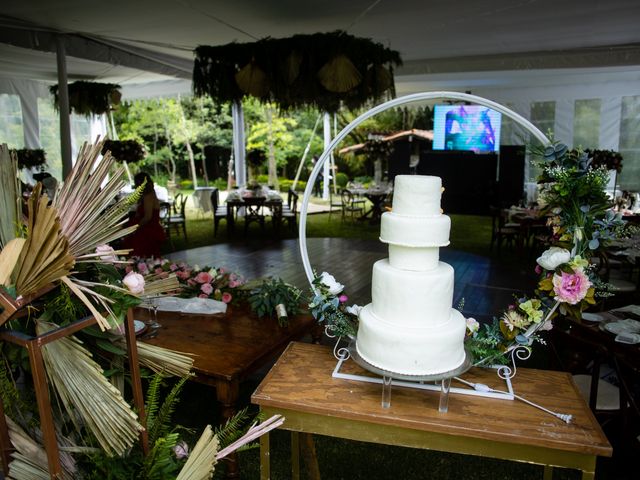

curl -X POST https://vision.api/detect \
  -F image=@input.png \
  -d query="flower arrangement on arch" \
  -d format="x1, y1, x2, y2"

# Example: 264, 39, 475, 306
308, 272, 361, 338
465, 140, 623, 365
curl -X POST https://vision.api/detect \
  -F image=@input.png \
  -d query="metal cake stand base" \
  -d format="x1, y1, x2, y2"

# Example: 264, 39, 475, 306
345, 340, 473, 412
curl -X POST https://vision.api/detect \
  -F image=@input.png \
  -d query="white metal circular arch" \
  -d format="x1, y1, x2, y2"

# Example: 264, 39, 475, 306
298, 91, 551, 286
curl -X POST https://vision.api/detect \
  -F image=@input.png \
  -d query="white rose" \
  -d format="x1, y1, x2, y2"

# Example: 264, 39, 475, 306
123, 271, 145, 294
95, 244, 118, 263
540, 320, 553, 331
536, 247, 571, 271
466, 317, 480, 334
345, 304, 363, 317
319, 272, 344, 295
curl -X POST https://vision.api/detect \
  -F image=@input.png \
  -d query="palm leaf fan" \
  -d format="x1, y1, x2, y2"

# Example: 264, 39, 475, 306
36, 320, 143, 456
12, 184, 75, 298
53, 140, 138, 258
366, 64, 393, 95
0, 145, 21, 248
176, 425, 219, 480
235, 61, 269, 97
317, 54, 362, 93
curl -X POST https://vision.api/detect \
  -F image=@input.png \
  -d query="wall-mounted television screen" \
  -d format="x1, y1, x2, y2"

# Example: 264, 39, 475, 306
432, 104, 502, 153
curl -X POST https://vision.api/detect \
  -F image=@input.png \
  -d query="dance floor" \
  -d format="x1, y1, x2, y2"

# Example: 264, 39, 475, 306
168, 238, 536, 322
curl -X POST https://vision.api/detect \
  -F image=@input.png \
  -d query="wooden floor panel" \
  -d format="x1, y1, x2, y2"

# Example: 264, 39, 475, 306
168, 238, 536, 321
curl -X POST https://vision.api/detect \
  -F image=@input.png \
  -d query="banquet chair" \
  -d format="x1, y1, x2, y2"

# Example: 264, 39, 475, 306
341, 189, 364, 222
328, 189, 342, 220
612, 354, 640, 454
593, 251, 638, 309
243, 197, 266, 236
489, 207, 518, 251
549, 325, 620, 422
165, 193, 188, 240
282, 190, 299, 233
210, 189, 231, 237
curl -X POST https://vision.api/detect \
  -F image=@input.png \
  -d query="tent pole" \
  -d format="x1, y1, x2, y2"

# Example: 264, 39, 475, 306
232, 101, 246, 188
291, 115, 321, 192
55, 35, 73, 179
332, 113, 338, 195
322, 112, 331, 200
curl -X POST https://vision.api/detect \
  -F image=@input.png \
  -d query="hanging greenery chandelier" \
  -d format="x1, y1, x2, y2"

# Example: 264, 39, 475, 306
193, 31, 402, 112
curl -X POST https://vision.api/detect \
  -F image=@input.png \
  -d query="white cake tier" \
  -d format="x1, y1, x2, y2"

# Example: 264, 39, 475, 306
356, 305, 467, 375
380, 211, 450, 248
370, 259, 453, 327
392, 175, 442, 216
388, 244, 439, 271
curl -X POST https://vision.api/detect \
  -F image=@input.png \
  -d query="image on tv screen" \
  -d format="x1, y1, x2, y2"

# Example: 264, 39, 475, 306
432, 104, 502, 153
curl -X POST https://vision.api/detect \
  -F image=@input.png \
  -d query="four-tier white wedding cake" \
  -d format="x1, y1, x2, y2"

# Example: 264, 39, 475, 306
355, 175, 467, 375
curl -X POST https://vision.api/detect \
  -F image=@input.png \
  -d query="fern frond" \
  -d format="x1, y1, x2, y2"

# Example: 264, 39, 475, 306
142, 432, 180, 480
148, 376, 188, 444
144, 374, 163, 433
213, 407, 251, 449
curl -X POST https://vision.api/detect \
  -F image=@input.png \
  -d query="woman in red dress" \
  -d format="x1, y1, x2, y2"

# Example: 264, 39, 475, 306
124, 172, 166, 257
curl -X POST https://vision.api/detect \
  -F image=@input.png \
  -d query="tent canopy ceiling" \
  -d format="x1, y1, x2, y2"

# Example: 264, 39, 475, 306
1, 0, 640, 93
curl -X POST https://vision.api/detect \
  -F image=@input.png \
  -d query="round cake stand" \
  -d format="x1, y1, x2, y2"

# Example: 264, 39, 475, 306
347, 340, 473, 412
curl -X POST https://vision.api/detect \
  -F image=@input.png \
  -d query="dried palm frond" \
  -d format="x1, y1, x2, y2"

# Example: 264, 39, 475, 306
176, 415, 285, 480
37, 320, 143, 456
5, 416, 75, 480
13, 184, 75, 298
317, 54, 362, 93
0, 145, 21, 249
235, 61, 268, 97
283, 50, 303, 85
0, 238, 25, 286
175, 425, 219, 480
140, 274, 180, 298
114, 339, 194, 377
52, 139, 140, 258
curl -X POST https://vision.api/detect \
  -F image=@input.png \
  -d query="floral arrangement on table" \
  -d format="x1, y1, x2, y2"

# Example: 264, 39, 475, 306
246, 277, 303, 326
584, 148, 623, 173
307, 140, 625, 368
124, 256, 245, 304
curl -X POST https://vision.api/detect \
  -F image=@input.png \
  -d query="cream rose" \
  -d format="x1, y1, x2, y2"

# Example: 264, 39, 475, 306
536, 247, 571, 271
345, 304, 363, 317
320, 272, 344, 295
123, 271, 145, 295
466, 317, 480, 334
96, 244, 118, 263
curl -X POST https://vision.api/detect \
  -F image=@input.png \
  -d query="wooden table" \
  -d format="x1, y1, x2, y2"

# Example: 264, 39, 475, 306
141, 306, 320, 477
252, 342, 612, 480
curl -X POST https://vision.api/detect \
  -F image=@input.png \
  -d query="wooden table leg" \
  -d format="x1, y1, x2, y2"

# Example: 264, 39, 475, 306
291, 431, 300, 480
260, 432, 270, 480
216, 379, 240, 479
300, 433, 321, 480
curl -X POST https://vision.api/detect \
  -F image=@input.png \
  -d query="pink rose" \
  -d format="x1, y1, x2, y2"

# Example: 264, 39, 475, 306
187, 279, 196, 286
170, 263, 178, 271
222, 292, 232, 303
123, 272, 145, 294
173, 441, 189, 459
229, 279, 239, 288
534, 265, 542, 275
198, 293, 208, 298
201, 283, 213, 295
137, 262, 148, 274
125, 265, 133, 274
194, 271, 213, 284
339, 294, 348, 303
552, 269, 591, 305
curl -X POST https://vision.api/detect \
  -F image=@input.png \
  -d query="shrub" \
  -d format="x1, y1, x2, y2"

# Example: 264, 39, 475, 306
335, 172, 349, 188
179, 179, 193, 190
279, 179, 306, 192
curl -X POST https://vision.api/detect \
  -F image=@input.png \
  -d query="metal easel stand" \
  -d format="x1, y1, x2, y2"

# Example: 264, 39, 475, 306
329, 334, 572, 423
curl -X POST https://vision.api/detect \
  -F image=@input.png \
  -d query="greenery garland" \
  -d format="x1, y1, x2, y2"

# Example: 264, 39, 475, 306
102, 140, 146, 164
10, 148, 46, 170
50, 81, 122, 116
193, 31, 402, 113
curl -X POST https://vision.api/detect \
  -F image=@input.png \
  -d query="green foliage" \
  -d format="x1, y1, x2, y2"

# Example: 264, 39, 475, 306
247, 277, 302, 325
335, 172, 349, 188
308, 274, 358, 338
142, 432, 181, 480
147, 376, 189, 445
179, 179, 193, 190
214, 407, 253, 450
465, 321, 509, 366
279, 179, 306, 192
